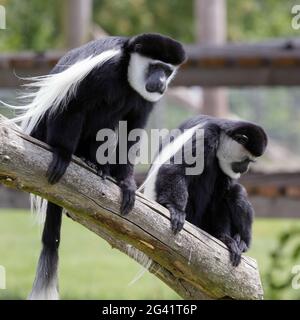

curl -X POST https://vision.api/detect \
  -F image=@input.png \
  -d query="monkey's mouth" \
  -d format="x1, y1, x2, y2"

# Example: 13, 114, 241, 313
231, 161, 249, 174
145, 83, 165, 94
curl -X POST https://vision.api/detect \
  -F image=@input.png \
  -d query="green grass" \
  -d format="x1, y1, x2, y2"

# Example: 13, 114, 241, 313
0, 210, 179, 300
248, 218, 300, 300
0, 210, 300, 300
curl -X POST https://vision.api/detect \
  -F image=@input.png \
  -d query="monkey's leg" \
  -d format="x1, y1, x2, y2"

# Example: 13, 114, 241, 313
209, 206, 242, 267
46, 110, 84, 184
111, 163, 136, 215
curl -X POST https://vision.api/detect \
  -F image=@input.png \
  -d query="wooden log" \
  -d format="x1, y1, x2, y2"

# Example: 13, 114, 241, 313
0, 115, 263, 299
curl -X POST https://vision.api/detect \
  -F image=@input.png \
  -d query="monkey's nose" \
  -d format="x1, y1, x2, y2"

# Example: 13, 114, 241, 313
145, 81, 166, 94
232, 161, 249, 174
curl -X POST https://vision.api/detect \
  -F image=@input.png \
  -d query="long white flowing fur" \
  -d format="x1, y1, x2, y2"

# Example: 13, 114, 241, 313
2, 49, 121, 134
138, 123, 204, 194
2, 49, 120, 225
126, 245, 153, 286
28, 275, 59, 300
30, 194, 48, 224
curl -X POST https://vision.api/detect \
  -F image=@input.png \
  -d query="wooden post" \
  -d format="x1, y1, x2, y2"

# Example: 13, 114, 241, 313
195, 0, 229, 117
63, 0, 93, 49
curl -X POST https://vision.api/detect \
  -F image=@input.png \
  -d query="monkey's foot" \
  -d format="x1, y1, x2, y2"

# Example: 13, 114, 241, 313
46, 151, 70, 184
219, 234, 242, 267
119, 180, 136, 215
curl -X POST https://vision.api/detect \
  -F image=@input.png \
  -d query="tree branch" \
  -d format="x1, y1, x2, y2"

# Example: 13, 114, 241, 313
0, 115, 263, 299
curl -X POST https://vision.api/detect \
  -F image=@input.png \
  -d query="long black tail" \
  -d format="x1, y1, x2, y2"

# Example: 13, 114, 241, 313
29, 202, 62, 300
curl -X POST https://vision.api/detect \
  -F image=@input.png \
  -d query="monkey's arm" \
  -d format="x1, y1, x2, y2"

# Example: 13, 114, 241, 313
156, 165, 188, 233
45, 107, 84, 184
110, 106, 153, 215
227, 183, 254, 253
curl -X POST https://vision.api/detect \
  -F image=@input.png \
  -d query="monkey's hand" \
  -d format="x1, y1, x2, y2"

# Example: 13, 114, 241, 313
46, 150, 71, 184
167, 205, 186, 234
219, 234, 242, 267
119, 179, 136, 215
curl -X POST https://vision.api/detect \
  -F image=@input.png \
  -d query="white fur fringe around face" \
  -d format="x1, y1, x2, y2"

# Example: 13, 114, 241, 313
127, 53, 177, 103
216, 133, 254, 179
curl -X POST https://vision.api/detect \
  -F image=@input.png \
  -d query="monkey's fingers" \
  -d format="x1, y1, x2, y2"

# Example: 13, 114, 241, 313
220, 234, 242, 267
233, 234, 248, 253
233, 234, 241, 244
168, 206, 186, 234
229, 251, 241, 267
120, 189, 135, 215
238, 240, 248, 253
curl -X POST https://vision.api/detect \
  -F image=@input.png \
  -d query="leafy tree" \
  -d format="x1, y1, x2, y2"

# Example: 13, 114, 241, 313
227, 0, 300, 41
93, 0, 194, 42
0, 0, 62, 51
1, 0, 300, 51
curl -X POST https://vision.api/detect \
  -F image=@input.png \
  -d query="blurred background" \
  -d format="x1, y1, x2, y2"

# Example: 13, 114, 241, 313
0, 0, 300, 299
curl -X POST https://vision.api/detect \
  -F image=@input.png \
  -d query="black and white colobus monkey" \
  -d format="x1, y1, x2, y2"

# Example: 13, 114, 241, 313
6, 33, 186, 299
141, 115, 268, 267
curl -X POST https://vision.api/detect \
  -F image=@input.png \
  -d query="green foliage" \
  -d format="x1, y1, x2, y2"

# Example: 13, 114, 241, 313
248, 218, 300, 300
227, 0, 300, 41
0, 0, 62, 51
93, 0, 194, 42
264, 228, 300, 299
1, 0, 300, 51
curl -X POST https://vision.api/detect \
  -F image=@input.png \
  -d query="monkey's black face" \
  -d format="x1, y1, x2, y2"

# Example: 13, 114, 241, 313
231, 158, 252, 174
127, 53, 177, 102
216, 123, 268, 179
126, 33, 186, 102
231, 133, 254, 174
145, 63, 173, 94
217, 133, 256, 179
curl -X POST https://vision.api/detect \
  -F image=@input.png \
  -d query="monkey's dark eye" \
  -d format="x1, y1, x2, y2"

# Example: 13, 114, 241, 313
234, 134, 248, 145
134, 44, 142, 51
164, 67, 173, 77
150, 63, 173, 77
